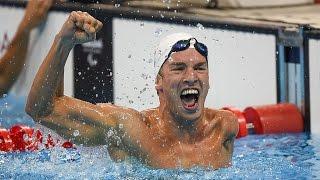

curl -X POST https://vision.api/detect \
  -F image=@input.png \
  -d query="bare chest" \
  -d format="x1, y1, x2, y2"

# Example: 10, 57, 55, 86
107, 109, 231, 168
142, 134, 226, 168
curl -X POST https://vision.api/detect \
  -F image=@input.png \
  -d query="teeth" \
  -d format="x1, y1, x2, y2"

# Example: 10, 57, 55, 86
181, 89, 199, 96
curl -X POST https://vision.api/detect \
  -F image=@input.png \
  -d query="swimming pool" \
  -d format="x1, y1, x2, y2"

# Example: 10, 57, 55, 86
0, 95, 319, 179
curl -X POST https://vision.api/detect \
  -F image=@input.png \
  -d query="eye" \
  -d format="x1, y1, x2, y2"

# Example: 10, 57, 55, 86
171, 66, 185, 71
173, 67, 184, 71
195, 67, 206, 70
195, 65, 207, 71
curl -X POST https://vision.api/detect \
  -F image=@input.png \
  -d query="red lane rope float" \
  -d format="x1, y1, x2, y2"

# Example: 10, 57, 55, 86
9, 125, 34, 151
243, 103, 304, 134
0, 128, 13, 151
0, 125, 75, 152
222, 107, 248, 138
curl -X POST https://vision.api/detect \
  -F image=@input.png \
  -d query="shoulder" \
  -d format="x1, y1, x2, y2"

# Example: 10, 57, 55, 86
97, 103, 139, 113
97, 103, 143, 121
206, 108, 239, 138
141, 108, 158, 118
97, 103, 158, 126
205, 108, 235, 122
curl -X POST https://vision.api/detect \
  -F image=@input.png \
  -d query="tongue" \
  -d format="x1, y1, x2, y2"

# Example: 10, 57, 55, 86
183, 96, 196, 107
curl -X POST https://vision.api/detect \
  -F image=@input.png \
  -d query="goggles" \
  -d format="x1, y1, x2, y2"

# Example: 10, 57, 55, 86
166, 38, 208, 60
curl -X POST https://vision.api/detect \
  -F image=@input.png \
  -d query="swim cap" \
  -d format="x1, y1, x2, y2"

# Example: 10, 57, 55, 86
154, 33, 194, 77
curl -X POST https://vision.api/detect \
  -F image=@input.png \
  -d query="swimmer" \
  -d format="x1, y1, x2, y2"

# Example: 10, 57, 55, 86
26, 11, 238, 169
0, 0, 53, 97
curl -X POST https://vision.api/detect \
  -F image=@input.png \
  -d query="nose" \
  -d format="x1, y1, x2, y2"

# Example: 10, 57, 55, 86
183, 67, 198, 85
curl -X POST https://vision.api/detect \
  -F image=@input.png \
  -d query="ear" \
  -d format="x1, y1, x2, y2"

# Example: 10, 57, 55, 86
155, 74, 163, 94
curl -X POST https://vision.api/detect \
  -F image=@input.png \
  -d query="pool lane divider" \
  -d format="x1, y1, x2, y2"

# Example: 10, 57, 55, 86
223, 103, 304, 138
243, 103, 304, 134
0, 125, 75, 152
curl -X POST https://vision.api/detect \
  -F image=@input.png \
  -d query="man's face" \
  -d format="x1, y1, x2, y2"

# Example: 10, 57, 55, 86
157, 48, 209, 121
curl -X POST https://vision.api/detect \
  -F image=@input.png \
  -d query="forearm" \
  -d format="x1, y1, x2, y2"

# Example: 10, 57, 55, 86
26, 34, 73, 118
0, 22, 31, 95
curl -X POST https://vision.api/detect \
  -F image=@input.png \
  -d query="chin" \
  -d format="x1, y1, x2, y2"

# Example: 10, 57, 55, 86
176, 106, 203, 122
181, 113, 201, 122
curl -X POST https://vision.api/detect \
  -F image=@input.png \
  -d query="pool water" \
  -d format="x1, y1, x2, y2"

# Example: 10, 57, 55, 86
0, 95, 319, 179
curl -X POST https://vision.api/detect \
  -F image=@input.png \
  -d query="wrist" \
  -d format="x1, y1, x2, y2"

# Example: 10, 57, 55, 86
18, 20, 32, 34
19, 15, 35, 32
55, 33, 74, 50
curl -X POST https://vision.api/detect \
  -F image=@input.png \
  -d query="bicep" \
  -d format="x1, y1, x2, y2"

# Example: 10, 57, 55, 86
37, 96, 117, 146
39, 114, 106, 145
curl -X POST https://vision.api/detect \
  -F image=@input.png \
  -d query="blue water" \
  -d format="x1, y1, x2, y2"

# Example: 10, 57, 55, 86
0, 94, 319, 179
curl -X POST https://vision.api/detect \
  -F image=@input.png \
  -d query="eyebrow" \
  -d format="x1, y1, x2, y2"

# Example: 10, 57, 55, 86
195, 62, 207, 67
169, 62, 186, 67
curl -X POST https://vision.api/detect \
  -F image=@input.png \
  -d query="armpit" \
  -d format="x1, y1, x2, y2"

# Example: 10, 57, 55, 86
222, 136, 234, 151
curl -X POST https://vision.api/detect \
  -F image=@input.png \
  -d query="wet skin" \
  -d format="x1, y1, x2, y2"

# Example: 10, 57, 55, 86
100, 48, 238, 168
26, 11, 239, 169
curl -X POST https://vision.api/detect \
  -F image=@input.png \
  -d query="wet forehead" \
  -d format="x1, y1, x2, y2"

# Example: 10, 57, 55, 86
168, 48, 207, 65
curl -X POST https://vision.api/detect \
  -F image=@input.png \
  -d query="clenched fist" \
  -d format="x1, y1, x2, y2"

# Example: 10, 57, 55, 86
58, 11, 103, 47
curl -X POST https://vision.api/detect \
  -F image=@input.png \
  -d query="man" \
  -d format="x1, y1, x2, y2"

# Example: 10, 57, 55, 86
0, 0, 53, 97
26, 11, 238, 169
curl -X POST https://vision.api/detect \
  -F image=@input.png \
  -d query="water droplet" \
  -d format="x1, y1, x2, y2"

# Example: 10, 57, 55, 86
107, 129, 114, 138
197, 23, 205, 30
114, 4, 120, 8
73, 130, 80, 137
119, 124, 123, 129
23, 134, 30, 142
78, 72, 82, 75
140, 22, 144, 27
139, 87, 147, 94
155, 28, 163, 37
128, 54, 132, 58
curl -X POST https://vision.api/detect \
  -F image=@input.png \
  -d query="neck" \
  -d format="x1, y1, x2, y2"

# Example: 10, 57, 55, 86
158, 102, 206, 143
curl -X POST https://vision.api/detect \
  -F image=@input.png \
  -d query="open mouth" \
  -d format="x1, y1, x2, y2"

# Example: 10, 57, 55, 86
180, 88, 199, 111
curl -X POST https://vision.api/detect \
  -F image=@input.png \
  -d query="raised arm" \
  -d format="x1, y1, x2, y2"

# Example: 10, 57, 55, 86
0, 0, 53, 96
25, 11, 119, 145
